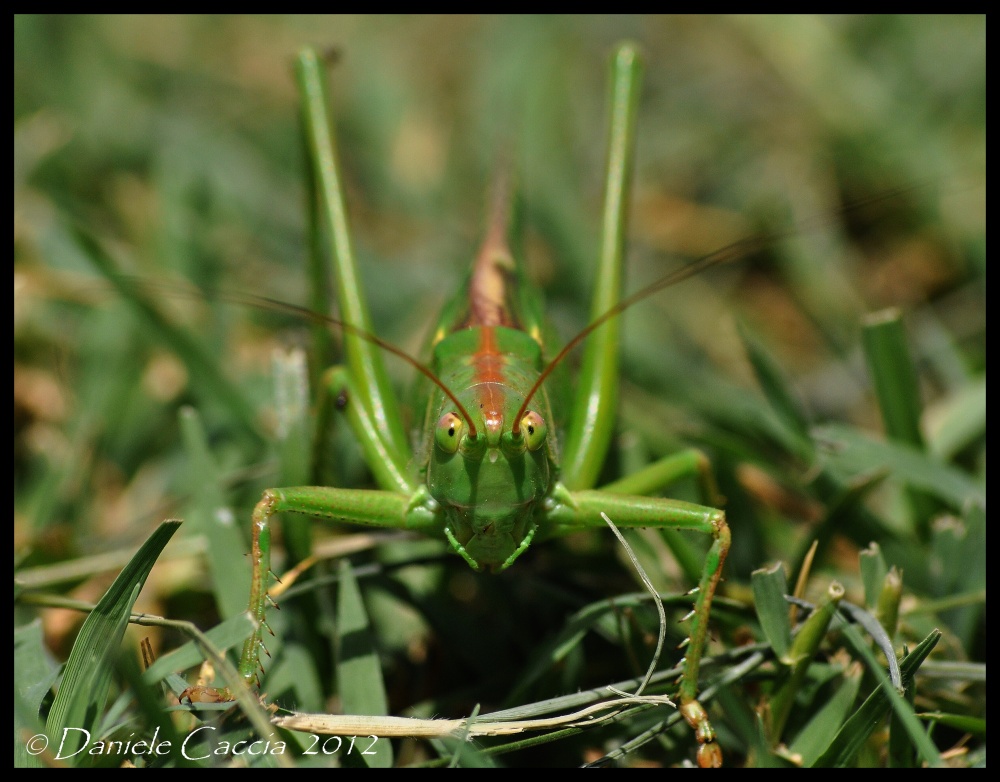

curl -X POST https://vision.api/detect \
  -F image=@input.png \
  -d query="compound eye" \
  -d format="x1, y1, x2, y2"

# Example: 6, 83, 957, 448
520, 411, 547, 451
435, 412, 464, 454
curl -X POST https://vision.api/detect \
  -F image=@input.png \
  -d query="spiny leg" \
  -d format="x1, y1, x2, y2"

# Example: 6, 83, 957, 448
601, 448, 724, 586
226, 358, 425, 693
233, 486, 436, 690
225, 359, 418, 695
544, 488, 729, 768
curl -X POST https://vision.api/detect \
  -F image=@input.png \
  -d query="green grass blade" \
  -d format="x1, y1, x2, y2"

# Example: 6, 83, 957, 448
812, 423, 985, 508
840, 622, 940, 767
862, 309, 925, 448
751, 562, 792, 661
916, 711, 986, 737
858, 542, 888, 610
888, 645, 917, 768
44, 520, 180, 765
926, 375, 986, 460
179, 407, 251, 619
917, 660, 984, 682
336, 559, 393, 768
15, 619, 60, 768
862, 309, 938, 537
929, 504, 986, 646
770, 582, 844, 741
15, 619, 60, 721
788, 664, 863, 766
810, 629, 941, 768
271, 346, 314, 562
875, 567, 903, 642
738, 320, 813, 456
15, 691, 45, 769
837, 601, 902, 690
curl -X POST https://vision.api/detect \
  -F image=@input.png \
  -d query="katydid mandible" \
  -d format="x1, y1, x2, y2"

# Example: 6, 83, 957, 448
223, 43, 729, 768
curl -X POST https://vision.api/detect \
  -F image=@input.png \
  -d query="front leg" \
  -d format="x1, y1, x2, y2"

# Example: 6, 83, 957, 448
226, 486, 440, 692
543, 487, 729, 768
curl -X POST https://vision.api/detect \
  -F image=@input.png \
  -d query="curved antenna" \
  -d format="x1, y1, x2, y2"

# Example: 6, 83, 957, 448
117, 277, 480, 439
513, 183, 933, 431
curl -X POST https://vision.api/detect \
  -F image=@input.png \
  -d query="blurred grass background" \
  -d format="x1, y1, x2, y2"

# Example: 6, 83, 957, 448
15, 15, 984, 767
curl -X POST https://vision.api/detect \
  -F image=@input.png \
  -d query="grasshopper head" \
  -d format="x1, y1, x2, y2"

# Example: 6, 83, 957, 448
427, 382, 552, 570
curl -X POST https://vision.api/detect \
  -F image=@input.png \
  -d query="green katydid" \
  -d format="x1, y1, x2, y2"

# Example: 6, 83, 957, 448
181, 43, 729, 767
165, 40, 975, 766
11, 19, 987, 770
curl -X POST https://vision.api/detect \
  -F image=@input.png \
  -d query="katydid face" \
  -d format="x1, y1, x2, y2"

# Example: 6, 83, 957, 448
425, 328, 555, 570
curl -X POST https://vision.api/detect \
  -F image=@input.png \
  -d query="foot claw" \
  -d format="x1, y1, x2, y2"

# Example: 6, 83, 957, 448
180, 686, 233, 705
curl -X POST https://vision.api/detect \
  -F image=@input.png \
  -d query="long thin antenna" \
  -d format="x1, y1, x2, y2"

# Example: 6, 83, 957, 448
514, 183, 936, 426
115, 277, 480, 438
